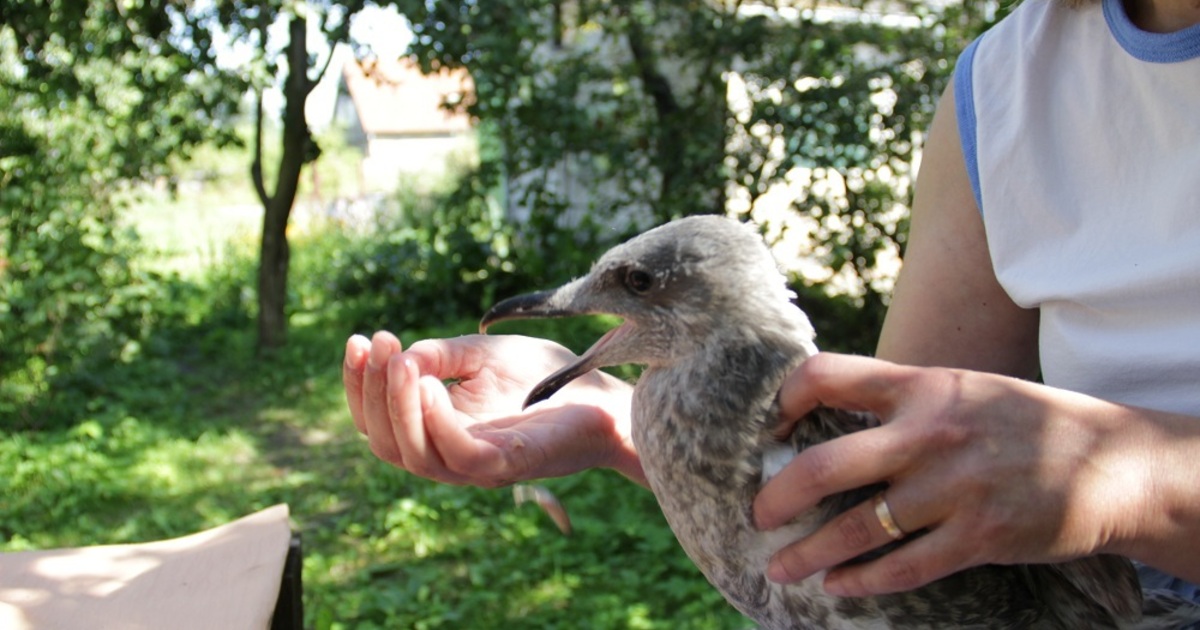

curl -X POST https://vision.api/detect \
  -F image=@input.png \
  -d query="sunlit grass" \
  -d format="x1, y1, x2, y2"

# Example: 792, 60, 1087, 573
0, 214, 747, 629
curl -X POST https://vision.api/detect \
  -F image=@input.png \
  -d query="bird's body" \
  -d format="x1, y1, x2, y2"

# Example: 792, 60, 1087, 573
480, 215, 1200, 629
626, 283, 1049, 629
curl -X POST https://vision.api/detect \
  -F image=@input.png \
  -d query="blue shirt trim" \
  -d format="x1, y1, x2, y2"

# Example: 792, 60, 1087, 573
1104, 0, 1200, 62
953, 37, 983, 215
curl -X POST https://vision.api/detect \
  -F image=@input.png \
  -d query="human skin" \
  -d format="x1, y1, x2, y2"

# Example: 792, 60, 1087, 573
343, 332, 646, 487
1124, 0, 1200, 33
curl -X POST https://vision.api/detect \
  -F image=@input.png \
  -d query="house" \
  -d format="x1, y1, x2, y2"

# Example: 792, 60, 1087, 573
333, 57, 476, 192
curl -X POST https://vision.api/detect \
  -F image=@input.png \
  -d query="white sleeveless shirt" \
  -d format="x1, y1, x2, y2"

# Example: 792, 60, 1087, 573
954, 0, 1200, 418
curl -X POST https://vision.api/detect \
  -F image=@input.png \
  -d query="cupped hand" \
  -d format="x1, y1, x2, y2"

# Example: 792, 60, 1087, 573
753, 353, 1152, 597
344, 331, 641, 488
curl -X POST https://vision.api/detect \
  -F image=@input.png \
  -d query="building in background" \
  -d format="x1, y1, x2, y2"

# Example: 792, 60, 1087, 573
332, 58, 476, 192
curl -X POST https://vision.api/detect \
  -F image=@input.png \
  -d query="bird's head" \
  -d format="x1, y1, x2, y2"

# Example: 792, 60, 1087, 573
479, 215, 816, 409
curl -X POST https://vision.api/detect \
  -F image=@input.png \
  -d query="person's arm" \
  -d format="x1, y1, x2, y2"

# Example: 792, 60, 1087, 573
753, 80, 1200, 594
874, 80, 1040, 378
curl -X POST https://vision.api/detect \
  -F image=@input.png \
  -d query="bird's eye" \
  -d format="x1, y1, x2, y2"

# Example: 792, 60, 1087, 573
624, 268, 654, 294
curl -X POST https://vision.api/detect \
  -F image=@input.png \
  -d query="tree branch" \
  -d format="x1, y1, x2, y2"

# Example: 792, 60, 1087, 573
693, 0, 743, 103
620, 4, 679, 119
250, 85, 270, 206
307, 41, 339, 96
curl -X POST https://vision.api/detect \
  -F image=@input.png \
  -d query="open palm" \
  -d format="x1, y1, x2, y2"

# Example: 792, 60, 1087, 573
344, 332, 637, 487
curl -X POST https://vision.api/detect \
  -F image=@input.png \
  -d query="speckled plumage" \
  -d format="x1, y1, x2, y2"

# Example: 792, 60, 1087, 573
480, 215, 1200, 630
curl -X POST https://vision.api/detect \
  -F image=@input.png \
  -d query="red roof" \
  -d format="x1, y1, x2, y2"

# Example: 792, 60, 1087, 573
341, 57, 473, 136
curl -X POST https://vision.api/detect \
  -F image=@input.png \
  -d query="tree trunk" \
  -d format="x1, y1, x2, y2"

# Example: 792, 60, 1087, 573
256, 196, 292, 352
252, 16, 312, 355
621, 4, 727, 220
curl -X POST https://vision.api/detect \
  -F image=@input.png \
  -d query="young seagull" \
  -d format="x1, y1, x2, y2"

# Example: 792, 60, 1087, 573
479, 215, 1196, 630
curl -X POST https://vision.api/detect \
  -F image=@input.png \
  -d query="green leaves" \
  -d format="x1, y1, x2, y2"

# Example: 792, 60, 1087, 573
382, 1, 1004, 344
0, 1, 250, 415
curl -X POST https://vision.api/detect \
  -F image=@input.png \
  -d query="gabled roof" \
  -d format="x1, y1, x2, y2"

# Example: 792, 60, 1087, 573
341, 57, 473, 136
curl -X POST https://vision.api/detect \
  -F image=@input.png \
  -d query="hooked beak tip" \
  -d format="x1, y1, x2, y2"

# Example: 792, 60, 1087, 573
521, 387, 554, 411
478, 289, 565, 335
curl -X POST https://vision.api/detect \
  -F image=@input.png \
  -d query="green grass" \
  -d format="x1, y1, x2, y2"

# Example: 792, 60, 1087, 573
124, 189, 262, 276
0, 217, 747, 628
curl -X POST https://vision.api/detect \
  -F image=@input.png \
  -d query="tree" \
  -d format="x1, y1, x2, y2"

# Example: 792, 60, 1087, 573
385, 0, 1002, 350
0, 0, 244, 418
235, 2, 368, 353
1, 0, 1005, 392
0, 0, 375, 356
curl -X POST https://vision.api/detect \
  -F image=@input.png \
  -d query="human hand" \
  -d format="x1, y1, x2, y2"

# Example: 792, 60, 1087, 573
343, 331, 642, 488
752, 353, 1153, 596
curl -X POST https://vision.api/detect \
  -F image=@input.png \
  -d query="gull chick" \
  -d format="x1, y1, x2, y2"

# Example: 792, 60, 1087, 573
479, 215, 1198, 629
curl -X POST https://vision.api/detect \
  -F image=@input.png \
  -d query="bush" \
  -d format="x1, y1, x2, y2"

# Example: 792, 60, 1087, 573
0, 173, 184, 430
329, 164, 544, 333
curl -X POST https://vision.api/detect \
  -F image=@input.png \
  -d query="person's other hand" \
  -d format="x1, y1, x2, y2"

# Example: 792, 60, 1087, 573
344, 332, 642, 487
753, 353, 1154, 596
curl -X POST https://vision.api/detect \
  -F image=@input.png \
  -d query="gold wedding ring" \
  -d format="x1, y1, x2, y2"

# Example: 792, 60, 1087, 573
874, 493, 905, 541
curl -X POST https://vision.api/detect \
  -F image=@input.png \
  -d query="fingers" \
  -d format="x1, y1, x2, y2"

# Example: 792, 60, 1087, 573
344, 334, 371, 434
343, 331, 625, 487
778, 353, 913, 424
765, 485, 940, 588
418, 373, 510, 486
387, 354, 452, 479
766, 495, 898, 584
759, 353, 962, 594
764, 487, 975, 596
760, 354, 1005, 595
821, 524, 972, 597
347, 330, 513, 485
363, 331, 404, 466
403, 336, 481, 381
754, 424, 913, 530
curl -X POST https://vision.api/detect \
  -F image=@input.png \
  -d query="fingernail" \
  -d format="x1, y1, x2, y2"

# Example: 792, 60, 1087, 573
766, 557, 792, 583
344, 335, 367, 360
368, 340, 390, 371
766, 558, 784, 583
824, 577, 849, 597
387, 353, 405, 378
400, 356, 422, 382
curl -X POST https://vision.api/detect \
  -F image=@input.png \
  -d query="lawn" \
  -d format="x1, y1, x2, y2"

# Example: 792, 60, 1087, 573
0, 200, 749, 629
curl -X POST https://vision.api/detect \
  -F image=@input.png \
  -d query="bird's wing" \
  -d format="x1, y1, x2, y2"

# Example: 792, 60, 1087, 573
1061, 558, 1200, 630
1022, 554, 1143, 626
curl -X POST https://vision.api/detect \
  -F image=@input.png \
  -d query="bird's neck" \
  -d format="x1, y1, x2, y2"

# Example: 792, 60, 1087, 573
637, 323, 812, 493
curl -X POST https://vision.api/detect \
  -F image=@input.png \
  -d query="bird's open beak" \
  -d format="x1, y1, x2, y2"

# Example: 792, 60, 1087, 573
479, 281, 634, 410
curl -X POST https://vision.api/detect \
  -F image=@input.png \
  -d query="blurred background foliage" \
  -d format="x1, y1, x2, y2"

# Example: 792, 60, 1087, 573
1, 1, 1004, 627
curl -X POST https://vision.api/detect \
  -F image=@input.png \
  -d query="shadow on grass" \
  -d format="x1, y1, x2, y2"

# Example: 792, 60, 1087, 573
1, 307, 745, 629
